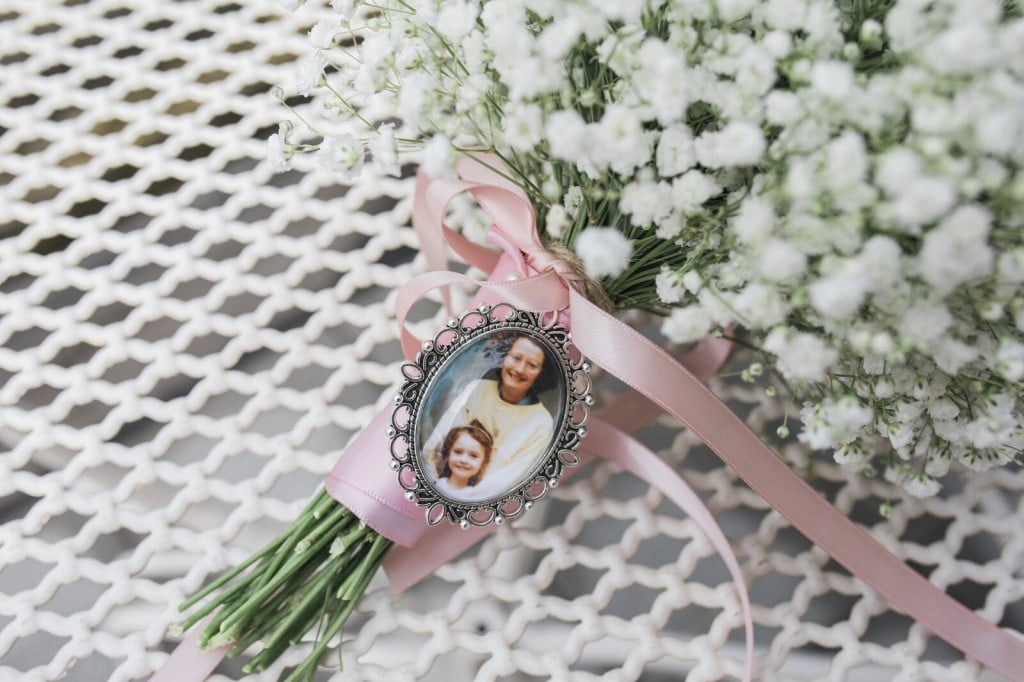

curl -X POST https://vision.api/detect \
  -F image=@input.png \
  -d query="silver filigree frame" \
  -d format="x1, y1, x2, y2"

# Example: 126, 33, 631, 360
388, 303, 592, 529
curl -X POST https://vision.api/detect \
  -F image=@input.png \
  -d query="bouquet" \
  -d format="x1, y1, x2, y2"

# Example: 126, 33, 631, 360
272, 0, 1024, 497
162, 0, 1024, 679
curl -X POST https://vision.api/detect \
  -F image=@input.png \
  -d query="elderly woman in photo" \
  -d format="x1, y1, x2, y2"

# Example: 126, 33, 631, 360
423, 333, 556, 497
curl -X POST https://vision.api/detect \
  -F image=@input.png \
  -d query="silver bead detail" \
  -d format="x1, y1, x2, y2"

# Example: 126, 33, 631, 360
548, 478, 558, 488
577, 426, 587, 438
421, 341, 433, 352
459, 519, 470, 530
393, 394, 403, 405
524, 501, 534, 510
447, 317, 458, 328
389, 460, 400, 470
404, 491, 416, 501
477, 304, 490, 313
583, 395, 595, 406
495, 515, 504, 525
581, 361, 591, 373
385, 426, 397, 438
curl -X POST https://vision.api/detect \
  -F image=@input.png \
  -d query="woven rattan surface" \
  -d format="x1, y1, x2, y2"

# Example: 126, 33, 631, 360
1, 1, 1021, 680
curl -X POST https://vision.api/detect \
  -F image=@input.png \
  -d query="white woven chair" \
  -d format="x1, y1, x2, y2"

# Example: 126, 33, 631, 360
0, 1, 1020, 680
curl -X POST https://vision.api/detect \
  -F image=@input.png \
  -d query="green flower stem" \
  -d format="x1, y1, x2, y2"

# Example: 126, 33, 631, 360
339, 534, 389, 600
226, 556, 326, 657
279, 535, 392, 682
194, 496, 343, 647
254, 491, 338, 592
177, 531, 289, 614
245, 552, 344, 659
178, 488, 396, 678
332, 523, 372, 556
177, 568, 263, 637
211, 503, 352, 642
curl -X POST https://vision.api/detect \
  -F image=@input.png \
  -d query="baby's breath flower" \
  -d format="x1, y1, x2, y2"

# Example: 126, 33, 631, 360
266, 133, 290, 173
545, 205, 570, 241
919, 205, 994, 295
591, 105, 652, 176
655, 266, 686, 305
575, 227, 633, 279
671, 171, 721, 214
563, 187, 584, 219
694, 121, 766, 168
764, 328, 838, 383
897, 301, 952, 349
309, 21, 339, 49
732, 284, 788, 328
731, 195, 776, 244
421, 135, 457, 179
545, 110, 589, 165
331, 0, 355, 20
436, 1, 477, 43
995, 340, 1024, 382
368, 123, 401, 177
662, 306, 713, 344
765, 89, 802, 125
931, 338, 978, 375
810, 61, 854, 101
682, 271, 703, 294
874, 378, 894, 399
296, 51, 327, 96
903, 474, 941, 498
621, 180, 672, 228
318, 134, 365, 180
656, 125, 697, 177
754, 238, 807, 282
808, 260, 869, 318
928, 398, 960, 421
504, 104, 544, 151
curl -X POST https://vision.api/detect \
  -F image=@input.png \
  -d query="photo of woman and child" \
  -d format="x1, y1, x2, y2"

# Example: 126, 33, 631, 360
418, 332, 565, 504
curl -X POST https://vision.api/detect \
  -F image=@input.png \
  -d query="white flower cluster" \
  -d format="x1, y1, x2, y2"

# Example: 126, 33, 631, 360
285, 0, 1024, 497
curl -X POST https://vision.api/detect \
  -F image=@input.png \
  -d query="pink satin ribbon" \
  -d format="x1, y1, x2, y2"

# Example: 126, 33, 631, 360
381, 154, 1024, 680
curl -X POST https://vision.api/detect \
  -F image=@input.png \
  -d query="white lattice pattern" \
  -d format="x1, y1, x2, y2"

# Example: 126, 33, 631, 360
1, 1, 1022, 681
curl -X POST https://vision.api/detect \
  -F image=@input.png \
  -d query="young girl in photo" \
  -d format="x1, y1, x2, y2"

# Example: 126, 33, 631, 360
434, 421, 494, 496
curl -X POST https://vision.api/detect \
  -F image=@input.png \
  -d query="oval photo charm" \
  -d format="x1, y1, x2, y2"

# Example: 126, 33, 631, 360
390, 304, 592, 528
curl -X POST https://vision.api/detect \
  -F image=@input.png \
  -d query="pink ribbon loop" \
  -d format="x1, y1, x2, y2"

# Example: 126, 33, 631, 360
394, 268, 569, 360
